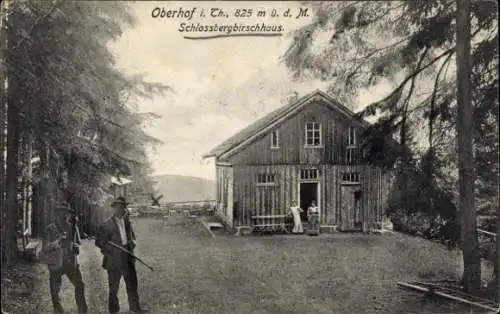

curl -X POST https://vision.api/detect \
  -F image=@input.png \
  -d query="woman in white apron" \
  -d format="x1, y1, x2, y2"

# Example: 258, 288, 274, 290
289, 201, 304, 234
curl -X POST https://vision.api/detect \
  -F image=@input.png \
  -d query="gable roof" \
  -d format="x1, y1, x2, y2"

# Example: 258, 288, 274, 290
202, 89, 369, 159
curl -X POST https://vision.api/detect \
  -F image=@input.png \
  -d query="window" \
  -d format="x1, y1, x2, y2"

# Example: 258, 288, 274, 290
342, 172, 360, 183
256, 173, 276, 186
305, 122, 322, 146
346, 147, 356, 164
300, 169, 318, 180
270, 130, 280, 148
346, 127, 356, 163
347, 127, 356, 146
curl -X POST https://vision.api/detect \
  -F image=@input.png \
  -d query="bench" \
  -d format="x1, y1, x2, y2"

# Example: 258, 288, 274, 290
251, 215, 291, 234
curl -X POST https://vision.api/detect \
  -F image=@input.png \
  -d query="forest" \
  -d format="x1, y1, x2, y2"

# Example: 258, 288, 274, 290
282, 0, 498, 294
0, 1, 167, 268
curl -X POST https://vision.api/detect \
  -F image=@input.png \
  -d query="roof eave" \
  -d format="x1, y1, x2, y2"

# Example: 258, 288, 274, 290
201, 153, 216, 159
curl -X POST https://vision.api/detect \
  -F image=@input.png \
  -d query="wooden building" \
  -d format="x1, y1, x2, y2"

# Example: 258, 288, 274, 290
202, 90, 395, 233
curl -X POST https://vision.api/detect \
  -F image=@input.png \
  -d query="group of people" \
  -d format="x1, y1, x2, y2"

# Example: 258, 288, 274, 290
289, 200, 320, 235
40, 196, 148, 313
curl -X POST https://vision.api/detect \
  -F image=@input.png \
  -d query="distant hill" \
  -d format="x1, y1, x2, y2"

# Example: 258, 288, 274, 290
151, 174, 215, 203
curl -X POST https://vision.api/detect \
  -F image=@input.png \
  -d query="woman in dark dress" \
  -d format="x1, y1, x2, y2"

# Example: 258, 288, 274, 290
307, 200, 320, 236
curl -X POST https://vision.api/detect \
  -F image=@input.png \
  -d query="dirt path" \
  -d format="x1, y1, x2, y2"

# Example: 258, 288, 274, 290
3, 216, 492, 314
3, 238, 133, 313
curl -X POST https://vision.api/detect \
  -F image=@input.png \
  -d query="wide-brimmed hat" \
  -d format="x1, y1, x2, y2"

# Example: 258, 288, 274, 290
111, 196, 130, 207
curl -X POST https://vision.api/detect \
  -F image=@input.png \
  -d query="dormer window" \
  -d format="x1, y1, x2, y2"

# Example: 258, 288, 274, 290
271, 130, 280, 148
305, 122, 322, 147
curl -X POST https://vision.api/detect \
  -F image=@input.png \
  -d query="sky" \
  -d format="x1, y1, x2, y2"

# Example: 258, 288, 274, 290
109, 1, 395, 181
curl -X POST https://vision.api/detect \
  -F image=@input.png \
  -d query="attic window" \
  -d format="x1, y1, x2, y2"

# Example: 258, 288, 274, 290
271, 130, 280, 148
305, 122, 322, 147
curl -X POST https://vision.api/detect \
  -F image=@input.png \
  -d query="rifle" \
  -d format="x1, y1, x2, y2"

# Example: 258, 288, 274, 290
90, 234, 154, 271
106, 240, 154, 271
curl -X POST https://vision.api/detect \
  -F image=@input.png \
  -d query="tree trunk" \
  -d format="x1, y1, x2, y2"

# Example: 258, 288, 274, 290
23, 134, 33, 239
496, 193, 499, 301
455, 0, 481, 293
38, 143, 56, 231
0, 10, 7, 266
496, 203, 499, 301
5, 67, 20, 266
4, 10, 22, 265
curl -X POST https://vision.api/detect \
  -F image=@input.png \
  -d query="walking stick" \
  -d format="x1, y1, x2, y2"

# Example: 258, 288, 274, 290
106, 240, 155, 271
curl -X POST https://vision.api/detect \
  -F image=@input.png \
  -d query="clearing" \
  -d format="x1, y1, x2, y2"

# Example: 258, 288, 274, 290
2, 216, 494, 313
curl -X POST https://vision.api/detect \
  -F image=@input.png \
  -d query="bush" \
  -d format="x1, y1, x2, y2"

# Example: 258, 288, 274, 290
387, 153, 460, 246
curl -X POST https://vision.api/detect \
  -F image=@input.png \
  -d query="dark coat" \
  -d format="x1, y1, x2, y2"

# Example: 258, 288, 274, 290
95, 215, 136, 270
40, 222, 82, 271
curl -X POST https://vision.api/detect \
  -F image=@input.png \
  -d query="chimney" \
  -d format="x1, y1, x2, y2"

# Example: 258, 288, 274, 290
285, 91, 299, 105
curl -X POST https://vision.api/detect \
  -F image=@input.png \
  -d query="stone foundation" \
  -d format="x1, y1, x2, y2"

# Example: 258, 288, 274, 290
319, 225, 338, 233
234, 226, 253, 236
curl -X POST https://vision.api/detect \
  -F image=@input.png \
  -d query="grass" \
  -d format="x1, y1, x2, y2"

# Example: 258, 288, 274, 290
134, 217, 492, 314
1, 262, 38, 313
2, 216, 495, 313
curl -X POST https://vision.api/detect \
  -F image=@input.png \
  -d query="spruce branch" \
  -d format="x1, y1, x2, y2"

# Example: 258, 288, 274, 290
402, 47, 430, 112
430, 52, 454, 117
11, 0, 60, 52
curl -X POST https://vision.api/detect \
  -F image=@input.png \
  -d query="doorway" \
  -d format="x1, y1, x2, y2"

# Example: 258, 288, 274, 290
340, 184, 362, 230
299, 182, 318, 223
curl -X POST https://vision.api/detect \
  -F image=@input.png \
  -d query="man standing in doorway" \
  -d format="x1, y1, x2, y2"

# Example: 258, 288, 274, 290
95, 196, 148, 313
40, 203, 88, 313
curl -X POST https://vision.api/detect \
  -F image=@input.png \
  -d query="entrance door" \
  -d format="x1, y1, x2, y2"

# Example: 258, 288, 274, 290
340, 185, 362, 230
299, 182, 318, 222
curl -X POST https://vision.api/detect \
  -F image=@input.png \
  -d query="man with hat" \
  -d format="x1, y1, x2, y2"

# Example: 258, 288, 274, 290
95, 196, 148, 313
40, 202, 88, 313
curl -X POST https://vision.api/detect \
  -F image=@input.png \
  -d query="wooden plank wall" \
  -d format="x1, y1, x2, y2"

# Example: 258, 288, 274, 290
233, 164, 331, 226
231, 164, 394, 228
227, 167, 234, 225
325, 165, 394, 227
215, 164, 234, 226
226, 102, 364, 166
324, 164, 337, 225
233, 165, 297, 226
